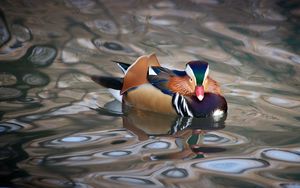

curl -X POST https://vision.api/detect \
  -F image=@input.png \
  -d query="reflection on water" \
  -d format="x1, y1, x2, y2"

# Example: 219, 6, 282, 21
0, 0, 300, 187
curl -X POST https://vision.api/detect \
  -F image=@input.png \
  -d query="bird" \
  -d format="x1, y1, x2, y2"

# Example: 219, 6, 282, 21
91, 53, 227, 118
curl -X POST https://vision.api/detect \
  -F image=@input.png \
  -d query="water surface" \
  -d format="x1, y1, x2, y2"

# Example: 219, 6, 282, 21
0, 0, 300, 187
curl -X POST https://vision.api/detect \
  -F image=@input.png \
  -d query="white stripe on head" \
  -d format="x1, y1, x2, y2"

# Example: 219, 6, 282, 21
185, 65, 196, 85
203, 65, 209, 85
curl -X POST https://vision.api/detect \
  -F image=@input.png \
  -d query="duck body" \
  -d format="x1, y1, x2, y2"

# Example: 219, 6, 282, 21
91, 54, 227, 118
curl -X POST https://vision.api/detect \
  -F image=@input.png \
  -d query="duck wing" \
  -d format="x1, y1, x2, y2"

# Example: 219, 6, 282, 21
147, 66, 187, 95
91, 75, 124, 102
150, 66, 186, 77
91, 75, 123, 90
147, 75, 172, 95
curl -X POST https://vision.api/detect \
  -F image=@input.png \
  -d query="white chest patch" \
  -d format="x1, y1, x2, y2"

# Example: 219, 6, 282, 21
213, 109, 224, 121
213, 109, 224, 116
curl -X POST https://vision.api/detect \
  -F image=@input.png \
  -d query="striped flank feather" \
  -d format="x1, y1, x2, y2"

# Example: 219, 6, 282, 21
172, 93, 193, 117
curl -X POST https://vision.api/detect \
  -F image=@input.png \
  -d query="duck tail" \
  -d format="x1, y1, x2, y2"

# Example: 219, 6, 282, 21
91, 75, 123, 90
112, 60, 131, 74
91, 75, 124, 102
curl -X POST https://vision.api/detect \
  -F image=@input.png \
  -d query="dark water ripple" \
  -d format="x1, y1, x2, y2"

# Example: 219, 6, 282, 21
11, 23, 32, 43
93, 38, 143, 56
0, 10, 10, 47
0, 72, 17, 86
22, 72, 49, 86
0, 120, 33, 133
0, 122, 23, 133
85, 19, 118, 35
0, 87, 23, 100
26, 45, 57, 67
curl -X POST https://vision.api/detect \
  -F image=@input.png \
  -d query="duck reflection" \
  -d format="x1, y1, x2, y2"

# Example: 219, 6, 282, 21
98, 99, 227, 159
123, 105, 226, 137
125, 106, 226, 159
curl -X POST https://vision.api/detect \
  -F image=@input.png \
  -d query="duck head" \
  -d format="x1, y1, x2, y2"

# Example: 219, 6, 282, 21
185, 61, 209, 101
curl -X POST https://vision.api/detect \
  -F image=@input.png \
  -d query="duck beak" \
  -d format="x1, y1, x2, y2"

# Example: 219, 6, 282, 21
195, 85, 204, 101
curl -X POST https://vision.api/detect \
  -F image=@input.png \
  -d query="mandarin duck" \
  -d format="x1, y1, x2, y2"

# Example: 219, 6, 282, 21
91, 53, 227, 118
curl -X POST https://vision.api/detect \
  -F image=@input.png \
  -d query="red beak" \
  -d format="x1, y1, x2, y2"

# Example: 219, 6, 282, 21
195, 86, 204, 101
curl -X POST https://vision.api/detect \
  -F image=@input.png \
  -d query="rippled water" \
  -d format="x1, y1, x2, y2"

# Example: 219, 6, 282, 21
0, 0, 300, 187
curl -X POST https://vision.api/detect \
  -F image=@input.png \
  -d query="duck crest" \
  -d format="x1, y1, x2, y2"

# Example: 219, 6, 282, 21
121, 53, 160, 94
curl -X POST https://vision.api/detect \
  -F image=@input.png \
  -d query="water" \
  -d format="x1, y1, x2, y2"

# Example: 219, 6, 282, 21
0, 0, 300, 187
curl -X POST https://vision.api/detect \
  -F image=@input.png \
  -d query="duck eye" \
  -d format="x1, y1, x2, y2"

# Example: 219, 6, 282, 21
189, 78, 193, 82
